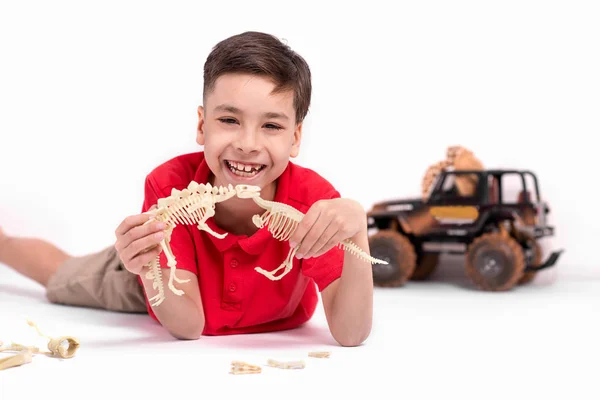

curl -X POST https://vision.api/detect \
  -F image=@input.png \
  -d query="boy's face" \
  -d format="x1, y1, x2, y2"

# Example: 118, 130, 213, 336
196, 73, 302, 195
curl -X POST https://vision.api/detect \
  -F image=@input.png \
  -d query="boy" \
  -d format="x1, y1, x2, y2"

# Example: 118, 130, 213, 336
0, 31, 373, 346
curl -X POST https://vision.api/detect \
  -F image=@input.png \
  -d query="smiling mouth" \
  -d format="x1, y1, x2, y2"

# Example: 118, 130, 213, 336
225, 160, 266, 177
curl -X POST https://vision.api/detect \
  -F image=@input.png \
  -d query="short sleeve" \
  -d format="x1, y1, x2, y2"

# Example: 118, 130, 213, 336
142, 175, 198, 276
299, 189, 345, 291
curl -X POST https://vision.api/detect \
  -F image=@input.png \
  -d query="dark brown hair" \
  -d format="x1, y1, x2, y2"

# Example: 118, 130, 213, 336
203, 31, 311, 124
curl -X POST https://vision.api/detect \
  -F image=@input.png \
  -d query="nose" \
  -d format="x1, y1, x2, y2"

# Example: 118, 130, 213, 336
234, 128, 261, 154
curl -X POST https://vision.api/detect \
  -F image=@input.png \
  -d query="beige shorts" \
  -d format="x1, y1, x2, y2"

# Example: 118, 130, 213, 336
46, 245, 147, 313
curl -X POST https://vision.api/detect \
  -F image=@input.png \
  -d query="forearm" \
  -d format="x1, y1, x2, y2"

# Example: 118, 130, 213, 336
326, 230, 373, 346
139, 270, 205, 340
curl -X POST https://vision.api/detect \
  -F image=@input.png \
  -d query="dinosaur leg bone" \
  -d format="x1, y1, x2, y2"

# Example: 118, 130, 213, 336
252, 214, 266, 228
254, 245, 298, 281
159, 237, 190, 296
195, 206, 228, 239
159, 235, 177, 268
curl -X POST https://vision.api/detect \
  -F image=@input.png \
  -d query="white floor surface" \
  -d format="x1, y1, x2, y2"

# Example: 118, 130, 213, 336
1, 256, 599, 400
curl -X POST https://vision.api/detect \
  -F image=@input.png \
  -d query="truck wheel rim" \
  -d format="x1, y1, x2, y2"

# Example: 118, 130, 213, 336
475, 250, 507, 279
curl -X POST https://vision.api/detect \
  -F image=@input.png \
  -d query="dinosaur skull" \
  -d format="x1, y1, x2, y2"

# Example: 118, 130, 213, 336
235, 184, 261, 199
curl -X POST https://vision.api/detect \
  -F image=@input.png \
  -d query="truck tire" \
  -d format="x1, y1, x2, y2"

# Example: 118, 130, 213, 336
368, 230, 416, 287
410, 253, 439, 281
465, 232, 525, 291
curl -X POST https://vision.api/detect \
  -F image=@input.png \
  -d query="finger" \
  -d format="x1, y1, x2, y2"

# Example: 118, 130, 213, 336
128, 245, 162, 275
114, 213, 155, 238
289, 206, 321, 250
312, 230, 347, 258
115, 219, 165, 253
120, 229, 165, 266
304, 220, 339, 258
295, 215, 331, 258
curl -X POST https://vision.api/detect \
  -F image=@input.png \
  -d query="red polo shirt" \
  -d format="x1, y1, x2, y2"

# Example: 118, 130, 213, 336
139, 151, 344, 335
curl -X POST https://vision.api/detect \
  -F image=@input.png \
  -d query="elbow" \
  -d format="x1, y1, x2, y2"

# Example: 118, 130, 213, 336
173, 332, 202, 341
335, 333, 369, 347
161, 310, 205, 340
333, 327, 371, 347
170, 321, 204, 340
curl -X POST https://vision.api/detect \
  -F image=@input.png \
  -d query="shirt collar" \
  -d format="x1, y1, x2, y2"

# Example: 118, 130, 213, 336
193, 155, 292, 255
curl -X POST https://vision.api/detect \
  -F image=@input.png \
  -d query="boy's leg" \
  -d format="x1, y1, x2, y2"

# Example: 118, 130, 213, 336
0, 227, 69, 286
0, 227, 147, 313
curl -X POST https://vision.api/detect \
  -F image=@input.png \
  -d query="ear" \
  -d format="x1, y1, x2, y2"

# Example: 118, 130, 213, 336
196, 105, 206, 146
289, 122, 303, 158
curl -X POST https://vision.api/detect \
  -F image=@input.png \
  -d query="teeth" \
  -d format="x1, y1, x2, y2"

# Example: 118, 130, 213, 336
226, 161, 264, 177
227, 161, 262, 172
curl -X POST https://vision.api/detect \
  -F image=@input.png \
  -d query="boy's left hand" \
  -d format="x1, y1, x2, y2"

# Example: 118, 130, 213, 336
289, 198, 367, 259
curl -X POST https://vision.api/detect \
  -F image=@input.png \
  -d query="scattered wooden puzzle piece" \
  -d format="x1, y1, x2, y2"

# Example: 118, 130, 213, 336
267, 359, 306, 369
308, 351, 331, 358
0, 348, 33, 371
0, 319, 80, 371
230, 360, 262, 375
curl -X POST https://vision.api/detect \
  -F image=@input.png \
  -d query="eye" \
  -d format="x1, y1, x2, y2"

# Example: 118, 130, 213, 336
264, 123, 283, 130
218, 117, 238, 125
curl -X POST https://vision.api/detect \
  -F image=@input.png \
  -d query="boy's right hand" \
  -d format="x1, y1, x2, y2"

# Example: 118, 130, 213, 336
114, 210, 165, 275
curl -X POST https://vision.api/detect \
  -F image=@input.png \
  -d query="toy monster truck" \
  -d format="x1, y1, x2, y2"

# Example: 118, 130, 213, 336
366, 168, 563, 291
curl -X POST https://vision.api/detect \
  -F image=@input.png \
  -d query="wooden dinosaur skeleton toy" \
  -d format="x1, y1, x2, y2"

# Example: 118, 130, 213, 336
143, 181, 385, 303
143, 181, 261, 306
233, 185, 389, 281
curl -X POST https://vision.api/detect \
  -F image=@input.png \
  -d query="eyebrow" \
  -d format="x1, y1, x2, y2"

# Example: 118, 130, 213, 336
214, 104, 289, 121
214, 104, 241, 114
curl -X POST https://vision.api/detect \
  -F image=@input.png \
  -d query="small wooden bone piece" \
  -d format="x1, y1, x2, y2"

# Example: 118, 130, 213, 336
26, 319, 80, 359
308, 351, 331, 358
230, 360, 262, 375
0, 320, 80, 371
266, 359, 306, 369
0, 350, 33, 371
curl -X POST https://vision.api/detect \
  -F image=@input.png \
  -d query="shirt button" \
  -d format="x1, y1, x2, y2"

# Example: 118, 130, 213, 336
228, 283, 237, 292
230, 259, 239, 268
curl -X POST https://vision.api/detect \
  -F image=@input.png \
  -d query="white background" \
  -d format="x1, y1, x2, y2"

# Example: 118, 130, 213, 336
1, 1, 599, 398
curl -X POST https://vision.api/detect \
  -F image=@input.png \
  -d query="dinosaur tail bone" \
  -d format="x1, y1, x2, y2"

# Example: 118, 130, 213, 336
336, 240, 389, 265
145, 255, 166, 307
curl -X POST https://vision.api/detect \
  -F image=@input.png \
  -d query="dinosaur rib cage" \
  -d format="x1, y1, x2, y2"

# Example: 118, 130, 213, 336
152, 194, 213, 227
258, 210, 299, 241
